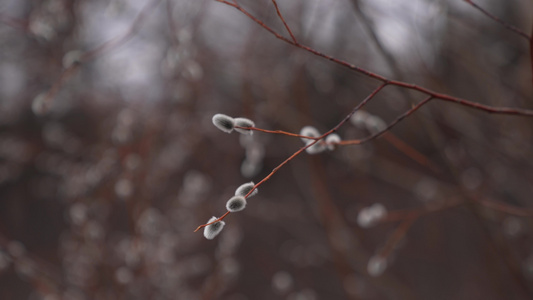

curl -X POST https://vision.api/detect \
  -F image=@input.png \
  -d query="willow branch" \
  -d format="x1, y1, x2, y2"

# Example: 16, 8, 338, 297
463, 0, 530, 40
216, 0, 533, 117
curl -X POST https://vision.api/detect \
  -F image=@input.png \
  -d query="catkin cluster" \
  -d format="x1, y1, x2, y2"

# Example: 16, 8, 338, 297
203, 181, 258, 239
205, 114, 350, 239
299, 126, 341, 154
212, 114, 255, 135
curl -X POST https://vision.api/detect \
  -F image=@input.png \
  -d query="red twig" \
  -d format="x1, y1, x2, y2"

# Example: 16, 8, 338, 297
235, 126, 320, 139
378, 217, 416, 259
339, 96, 433, 146
463, 0, 530, 40
382, 197, 464, 223
0, 13, 29, 31
382, 133, 441, 173
215, 0, 533, 117
270, 0, 297, 44
474, 198, 533, 217
327, 83, 388, 133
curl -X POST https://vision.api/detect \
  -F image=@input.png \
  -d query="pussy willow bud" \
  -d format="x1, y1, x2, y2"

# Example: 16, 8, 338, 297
299, 126, 320, 143
234, 117, 255, 135
366, 115, 387, 134
300, 126, 326, 154
350, 110, 370, 129
357, 203, 387, 228
226, 195, 247, 212
235, 181, 258, 198
325, 133, 341, 151
367, 254, 387, 277
212, 114, 235, 133
203, 216, 225, 240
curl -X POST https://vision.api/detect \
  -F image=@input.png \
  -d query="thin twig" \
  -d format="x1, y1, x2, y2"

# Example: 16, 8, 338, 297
339, 96, 433, 146
270, 0, 297, 44
383, 132, 441, 173
382, 197, 464, 223
235, 126, 320, 139
0, 13, 29, 31
463, 0, 530, 40
473, 197, 533, 217
378, 217, 416, 259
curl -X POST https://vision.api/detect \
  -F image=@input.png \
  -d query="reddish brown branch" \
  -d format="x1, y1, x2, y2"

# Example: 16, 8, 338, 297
235, 126, 320, 139
328, 83, 388, 133
270, 0, 297, 44
383, 133, 441, 173
194, 211, 230, 232
383, 197, 464, 223
463, 0, 530, 40
339, 96, 433, 146
474, 198, 533, 217
379, 217, 416, 259
216, 0, 533, 117
0, 13, 29, 31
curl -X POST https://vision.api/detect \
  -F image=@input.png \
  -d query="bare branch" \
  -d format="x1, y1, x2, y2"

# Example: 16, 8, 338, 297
463, 0, 530, 40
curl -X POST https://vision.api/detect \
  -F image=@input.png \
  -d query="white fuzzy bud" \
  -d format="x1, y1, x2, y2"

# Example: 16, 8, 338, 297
365, 115, 387, 134
305, 142, 327, 154
226, 195, 247, 212
367, 255, 387, 277
350, 110, 370, 129
357, 203, 387, 228
300, 126, 326, 154
241, 159, 262, 178
234, 117, 255, 135
32, 92, 50, 116
62, 50, 83, 68
203, 216, 225, 240
299, 126, 320, 143
325, 133, 341, 151
235, 181, 258, 198
212, 114, 235, 133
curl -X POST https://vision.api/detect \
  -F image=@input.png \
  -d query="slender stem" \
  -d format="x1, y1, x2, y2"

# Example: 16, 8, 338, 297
473, 197, 533, 217
270, 0, 298, 44
339, 96, 433, 145
463, 0, 530, 40
379, 217, 416, 259
383, 132, 440, 173
194, 211, 230, 232
235, 126, 320, 139
382, 197, 464, 223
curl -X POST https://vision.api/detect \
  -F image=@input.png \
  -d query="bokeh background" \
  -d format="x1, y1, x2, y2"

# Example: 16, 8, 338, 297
1, 0, 533, 299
